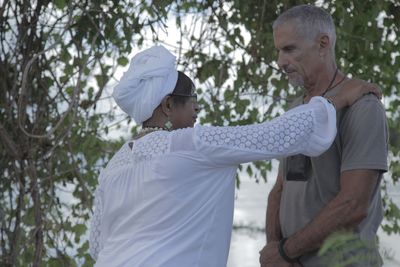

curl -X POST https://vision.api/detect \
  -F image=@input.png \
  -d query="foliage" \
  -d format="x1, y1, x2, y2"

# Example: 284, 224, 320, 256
0, 0, 166, 266
0, 0, 399, 266
318, 231, 381, 267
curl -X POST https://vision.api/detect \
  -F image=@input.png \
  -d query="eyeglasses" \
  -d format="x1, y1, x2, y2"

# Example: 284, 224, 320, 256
168, 93, 198, 103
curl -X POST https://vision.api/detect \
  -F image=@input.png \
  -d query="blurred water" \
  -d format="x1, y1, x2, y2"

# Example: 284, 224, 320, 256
227, 160, 400, 267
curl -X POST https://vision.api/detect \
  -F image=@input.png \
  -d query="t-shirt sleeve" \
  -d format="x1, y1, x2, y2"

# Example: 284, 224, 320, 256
191, 96, 337, 166
340, 95, 388, 172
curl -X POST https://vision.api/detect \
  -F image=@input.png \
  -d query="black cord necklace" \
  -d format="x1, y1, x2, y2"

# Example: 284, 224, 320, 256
322, 68, 347, 96
322, 68, 338, 95
303, 68, 346, 103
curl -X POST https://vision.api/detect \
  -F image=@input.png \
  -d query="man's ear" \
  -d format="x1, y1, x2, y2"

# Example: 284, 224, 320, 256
319, 34, 331, 56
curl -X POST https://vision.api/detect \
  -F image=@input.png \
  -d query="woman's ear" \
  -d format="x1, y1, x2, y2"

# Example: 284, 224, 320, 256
160, 95, 173, 116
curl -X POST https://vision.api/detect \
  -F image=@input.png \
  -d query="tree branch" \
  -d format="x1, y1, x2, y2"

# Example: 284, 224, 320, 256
10, 163, 25, 266
17, 3, 74, 139
0, 121, 20, 158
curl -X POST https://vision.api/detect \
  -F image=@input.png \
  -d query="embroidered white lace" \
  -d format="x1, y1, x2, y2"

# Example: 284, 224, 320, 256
103, 131, 170, 175
89, 188, 103, 259
197, 111, 314, 153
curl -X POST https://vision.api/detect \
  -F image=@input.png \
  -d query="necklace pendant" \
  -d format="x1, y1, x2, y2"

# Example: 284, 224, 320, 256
137, 127, 165, 136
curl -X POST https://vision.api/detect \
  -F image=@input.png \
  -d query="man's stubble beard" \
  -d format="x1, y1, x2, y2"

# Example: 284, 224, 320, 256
287, 73, 305, 87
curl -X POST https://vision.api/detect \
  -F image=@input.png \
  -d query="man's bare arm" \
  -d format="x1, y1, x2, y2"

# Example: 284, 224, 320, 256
266, 170, 284, 243
283, 169, 380, 258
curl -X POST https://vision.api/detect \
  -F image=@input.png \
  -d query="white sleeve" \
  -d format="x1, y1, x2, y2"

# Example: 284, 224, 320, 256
89, 187, 104, 260
192, 96, 336, 166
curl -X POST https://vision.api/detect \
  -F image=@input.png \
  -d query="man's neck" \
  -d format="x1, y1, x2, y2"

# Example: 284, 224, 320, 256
303, 68, 343, 103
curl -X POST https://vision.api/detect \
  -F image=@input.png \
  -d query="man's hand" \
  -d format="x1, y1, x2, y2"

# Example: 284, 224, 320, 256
259, 241, 292, 267
330, 79, 382, 110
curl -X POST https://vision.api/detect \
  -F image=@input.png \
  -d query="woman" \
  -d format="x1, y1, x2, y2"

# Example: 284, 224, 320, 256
89, 45, 380, 267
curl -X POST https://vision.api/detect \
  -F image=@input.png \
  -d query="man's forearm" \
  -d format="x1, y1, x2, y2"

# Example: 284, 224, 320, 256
283, 170, 379, 259
284, 194, 366, 259
266, 187, 283, 242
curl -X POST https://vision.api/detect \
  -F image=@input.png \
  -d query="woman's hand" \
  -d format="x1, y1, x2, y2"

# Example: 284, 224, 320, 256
328, 79, 382, 110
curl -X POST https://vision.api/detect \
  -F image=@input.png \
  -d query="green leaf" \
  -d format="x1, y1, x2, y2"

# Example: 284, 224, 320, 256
54, 0, 66, 9
65, 86, 74, 97
88, 87, 94, 99
95, 74, 108, 88
117, 56, 129, 66
61, 49, 71, 63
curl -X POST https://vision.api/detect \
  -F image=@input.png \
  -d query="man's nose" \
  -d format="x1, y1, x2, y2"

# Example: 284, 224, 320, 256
276, 51, 288, 70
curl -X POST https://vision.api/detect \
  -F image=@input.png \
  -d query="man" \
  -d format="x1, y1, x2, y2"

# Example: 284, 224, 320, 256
259, 5, 388, 267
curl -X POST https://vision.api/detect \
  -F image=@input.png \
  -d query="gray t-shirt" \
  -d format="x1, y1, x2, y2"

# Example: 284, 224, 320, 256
279, 92, 389, 266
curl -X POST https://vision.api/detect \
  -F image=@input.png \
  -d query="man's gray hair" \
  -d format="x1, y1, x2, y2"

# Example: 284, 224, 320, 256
273, 5, 337, 51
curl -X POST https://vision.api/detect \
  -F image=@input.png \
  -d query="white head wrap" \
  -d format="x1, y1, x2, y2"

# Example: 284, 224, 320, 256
112, 45, 178, 124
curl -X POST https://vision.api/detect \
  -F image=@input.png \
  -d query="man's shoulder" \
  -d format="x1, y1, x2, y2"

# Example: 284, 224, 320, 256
344, 94, 386, 118
338, 94, 387, 135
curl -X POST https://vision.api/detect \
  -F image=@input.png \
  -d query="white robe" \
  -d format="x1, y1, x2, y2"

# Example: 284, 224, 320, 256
89, 97, 336, 267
